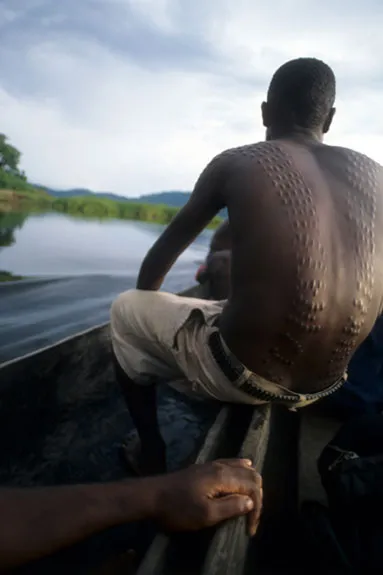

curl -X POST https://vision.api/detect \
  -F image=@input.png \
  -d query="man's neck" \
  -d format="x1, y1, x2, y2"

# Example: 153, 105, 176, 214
268, 125, 323, 143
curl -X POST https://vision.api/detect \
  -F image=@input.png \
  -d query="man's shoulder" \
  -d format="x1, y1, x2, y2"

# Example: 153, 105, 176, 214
325, 144, 383, 171
219, 141, 272, 158
207, 141, 272, 169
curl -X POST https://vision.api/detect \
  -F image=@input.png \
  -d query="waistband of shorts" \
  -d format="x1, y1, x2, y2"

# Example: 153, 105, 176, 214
208, 329, 347, 409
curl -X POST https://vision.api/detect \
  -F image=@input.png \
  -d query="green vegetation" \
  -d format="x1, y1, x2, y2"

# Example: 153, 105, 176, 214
0, 270, 23, 282
51, 196, 222, 228
0, 134, 51, 213
0, 212, 27, 248
0, 134, 223, 229
0, 134, 43, 195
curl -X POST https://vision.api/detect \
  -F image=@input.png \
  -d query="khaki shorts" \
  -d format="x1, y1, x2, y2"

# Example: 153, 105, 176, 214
110, 289, 256, 403
110, 289, 346, 408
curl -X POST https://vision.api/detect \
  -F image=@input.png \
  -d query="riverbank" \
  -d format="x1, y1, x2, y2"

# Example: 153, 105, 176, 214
0, 189, 223, 229
0, 271, 24, 282
0, 189, 51, 213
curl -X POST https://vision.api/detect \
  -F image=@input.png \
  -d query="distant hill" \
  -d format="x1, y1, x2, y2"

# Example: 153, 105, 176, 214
43, 187, 189, 205
42, 187, 132, 203
41, 188, 227, 218
135, 191, 192, 207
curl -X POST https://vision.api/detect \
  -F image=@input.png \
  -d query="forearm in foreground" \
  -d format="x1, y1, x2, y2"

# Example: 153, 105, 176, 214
0, 459, 262, 570
0, 480, 154, 570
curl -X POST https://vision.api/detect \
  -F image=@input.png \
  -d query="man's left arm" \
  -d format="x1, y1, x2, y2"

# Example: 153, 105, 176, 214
136, 153, 228, 290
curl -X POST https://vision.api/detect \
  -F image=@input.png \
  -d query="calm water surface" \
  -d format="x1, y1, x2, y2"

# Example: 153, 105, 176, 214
0, 212, 212, 362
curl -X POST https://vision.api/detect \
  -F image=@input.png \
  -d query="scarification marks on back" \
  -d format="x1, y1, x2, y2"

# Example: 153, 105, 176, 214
238, 142, 328, 378
328, 151, 379, 380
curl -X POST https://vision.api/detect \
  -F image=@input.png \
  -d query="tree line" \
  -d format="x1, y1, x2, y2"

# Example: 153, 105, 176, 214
51, 196, 222, 228
0, 134, 223, 229
0, 134, 37, 193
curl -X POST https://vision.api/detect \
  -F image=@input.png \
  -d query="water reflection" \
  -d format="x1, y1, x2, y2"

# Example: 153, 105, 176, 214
0, 212, 28, 281
117, 219, 211, 250
0, 212, 27, 249
0, 211, 210, 277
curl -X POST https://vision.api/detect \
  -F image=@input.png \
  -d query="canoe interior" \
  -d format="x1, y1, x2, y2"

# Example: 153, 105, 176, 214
0, 285, 223, 573
0, 285, 221, 487
0, 283, 345, 574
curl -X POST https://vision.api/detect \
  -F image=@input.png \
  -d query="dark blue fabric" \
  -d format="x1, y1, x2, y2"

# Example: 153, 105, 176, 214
324, 316, 383, 417
314, 415, 383, 572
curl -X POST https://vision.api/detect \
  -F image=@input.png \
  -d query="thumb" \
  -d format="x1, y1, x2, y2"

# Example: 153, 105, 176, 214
208, 494, 254, 525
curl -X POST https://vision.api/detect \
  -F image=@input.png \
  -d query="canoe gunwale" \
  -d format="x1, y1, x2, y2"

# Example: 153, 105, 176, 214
0, 285, 201, 371
201, 405, 271, 575
136, 405, 272, 575
0, 321, 109, 371
136, 407, 231, 575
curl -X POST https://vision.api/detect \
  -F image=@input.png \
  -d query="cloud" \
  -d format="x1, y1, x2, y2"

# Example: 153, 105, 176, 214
0, 0, 382, 196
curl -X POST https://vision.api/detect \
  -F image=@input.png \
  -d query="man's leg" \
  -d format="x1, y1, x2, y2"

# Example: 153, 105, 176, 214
112, 353, 166, 475
110, 289, 211, 475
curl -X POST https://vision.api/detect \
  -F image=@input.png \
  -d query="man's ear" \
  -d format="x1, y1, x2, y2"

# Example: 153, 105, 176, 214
323, 107, 336, 134
261, 101, 270, 128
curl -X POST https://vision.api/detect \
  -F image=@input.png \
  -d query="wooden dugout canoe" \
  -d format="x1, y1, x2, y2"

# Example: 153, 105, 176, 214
0, 284, 341, 574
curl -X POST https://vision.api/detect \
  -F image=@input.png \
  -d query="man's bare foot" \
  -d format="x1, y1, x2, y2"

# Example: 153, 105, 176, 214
120, 438, 167, 476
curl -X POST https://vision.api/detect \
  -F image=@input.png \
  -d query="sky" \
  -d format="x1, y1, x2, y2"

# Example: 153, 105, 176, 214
0, 0, 382, 198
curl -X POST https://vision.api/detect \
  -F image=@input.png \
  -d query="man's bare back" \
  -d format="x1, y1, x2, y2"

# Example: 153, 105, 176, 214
218, 139, 383, 393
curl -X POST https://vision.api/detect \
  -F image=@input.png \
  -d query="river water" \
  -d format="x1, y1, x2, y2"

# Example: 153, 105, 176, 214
0, 212, 212, 362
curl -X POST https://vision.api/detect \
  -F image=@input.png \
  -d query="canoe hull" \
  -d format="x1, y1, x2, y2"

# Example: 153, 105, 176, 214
0, 285, 220, 487
0, 284, 342, 573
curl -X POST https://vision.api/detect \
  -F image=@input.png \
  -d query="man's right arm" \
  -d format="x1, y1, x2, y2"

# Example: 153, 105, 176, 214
136, 152, 231, 291
0, 459, 262, 570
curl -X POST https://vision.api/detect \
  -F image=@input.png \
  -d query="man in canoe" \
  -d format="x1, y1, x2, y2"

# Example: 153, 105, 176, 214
111, 57, 383, 474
